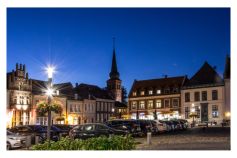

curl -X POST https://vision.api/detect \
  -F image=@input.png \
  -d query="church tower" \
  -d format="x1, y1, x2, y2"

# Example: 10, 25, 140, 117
107, 39, 122, 102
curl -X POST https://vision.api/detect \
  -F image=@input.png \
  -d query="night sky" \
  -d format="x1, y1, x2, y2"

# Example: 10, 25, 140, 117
7, 8, 230, 92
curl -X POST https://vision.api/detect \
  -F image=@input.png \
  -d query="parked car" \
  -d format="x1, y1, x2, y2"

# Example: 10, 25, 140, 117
150, 120, 159, 134
105, 119, 143, 137
69, 123, 127, 140
7, 130, 26, 150
178, 119, 189, 129
9, 125, 58, 144
160, 120, 174, 132
135, 120, 155, 135
170, 120, 182, 130
52, 124, 73, 137
154, 120, 167, 133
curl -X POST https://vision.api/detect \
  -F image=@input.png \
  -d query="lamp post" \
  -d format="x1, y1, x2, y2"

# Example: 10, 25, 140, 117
46, 66, 55, 141
190, 103, 197, 128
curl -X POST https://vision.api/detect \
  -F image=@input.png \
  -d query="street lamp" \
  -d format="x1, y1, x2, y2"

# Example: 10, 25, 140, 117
46, 66, 55, 141
190, 103, 197, 128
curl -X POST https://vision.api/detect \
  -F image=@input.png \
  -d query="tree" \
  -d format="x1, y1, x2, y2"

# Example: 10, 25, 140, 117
121, 86, 128, 104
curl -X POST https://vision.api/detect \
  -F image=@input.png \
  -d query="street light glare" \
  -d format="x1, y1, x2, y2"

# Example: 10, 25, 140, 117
46, 88, 54, 96
46, 66, 55, 78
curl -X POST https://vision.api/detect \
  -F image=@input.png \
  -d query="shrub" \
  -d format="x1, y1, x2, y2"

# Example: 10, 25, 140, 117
31, 135, 136, 150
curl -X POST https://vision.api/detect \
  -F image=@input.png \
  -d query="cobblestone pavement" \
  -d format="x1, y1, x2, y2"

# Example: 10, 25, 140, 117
135, 127, 230, 150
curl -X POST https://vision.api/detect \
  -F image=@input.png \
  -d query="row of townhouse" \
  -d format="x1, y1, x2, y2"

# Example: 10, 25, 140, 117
128, 56, 230, 124
6, 48, 127, 128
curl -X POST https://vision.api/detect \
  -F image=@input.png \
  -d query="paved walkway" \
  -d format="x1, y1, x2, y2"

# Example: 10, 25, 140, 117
135, 127, 230, 150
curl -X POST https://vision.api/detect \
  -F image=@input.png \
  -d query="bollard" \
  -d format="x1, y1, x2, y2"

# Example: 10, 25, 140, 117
147, 132, 152, 145
25, 135, 31, 149
35, 136, 39, 145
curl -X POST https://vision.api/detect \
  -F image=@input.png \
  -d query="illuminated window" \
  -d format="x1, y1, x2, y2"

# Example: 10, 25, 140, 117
157, 90, 161, 94
149, 90, 153, 95
133, 92, 137, 96
212, 105, 219, 118
148, 100, 153, 109
156, 100, 161, 108
140, 91, 145, 96
131, 101, 137, 109
139, 101, 145, 109
195, 106, 200, 118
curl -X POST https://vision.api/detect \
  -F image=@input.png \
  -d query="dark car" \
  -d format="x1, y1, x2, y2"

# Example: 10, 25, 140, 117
105, 119, 143, 137
69, 123, 127, 140
135, 120, 156, 135
52, 124, 73, 137
170, 120, 182, 130
178, 119, 189, 129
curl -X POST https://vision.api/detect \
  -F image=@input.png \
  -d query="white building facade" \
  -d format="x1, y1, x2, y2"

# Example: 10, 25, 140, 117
181, 62, 227, 124
181, 86, 225, 124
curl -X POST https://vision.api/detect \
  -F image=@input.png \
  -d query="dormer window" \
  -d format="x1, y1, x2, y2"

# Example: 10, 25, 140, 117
133, 92, 137, 96
148, 90, 153, 95
173, 87, 179, 93
140, 91, 145, 96
157, 89, 161, 94
164, 88, 170, 94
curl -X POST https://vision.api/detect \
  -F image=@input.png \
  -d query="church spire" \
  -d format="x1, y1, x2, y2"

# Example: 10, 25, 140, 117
109, 38, 120, 79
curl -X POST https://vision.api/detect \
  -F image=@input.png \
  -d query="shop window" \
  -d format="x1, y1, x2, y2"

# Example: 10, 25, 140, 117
212, 105, 219, 118
185, 107, 190, 119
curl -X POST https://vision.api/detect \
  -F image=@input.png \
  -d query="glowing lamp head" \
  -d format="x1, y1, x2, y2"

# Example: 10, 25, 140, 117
46, 88, 54, 96
46, 66, 55, 78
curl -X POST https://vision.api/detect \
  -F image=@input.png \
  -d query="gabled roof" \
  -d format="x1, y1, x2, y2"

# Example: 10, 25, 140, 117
184, 62, 223, 87
31, 79, 74, 97
74, 83, 114, 100
129, 76, 187, 97
31, 79, 48, 95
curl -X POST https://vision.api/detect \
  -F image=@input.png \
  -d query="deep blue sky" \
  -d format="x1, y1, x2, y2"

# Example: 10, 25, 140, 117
7, 8, 230, 92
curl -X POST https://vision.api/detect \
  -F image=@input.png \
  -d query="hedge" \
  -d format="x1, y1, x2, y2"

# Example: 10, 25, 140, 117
31, 135, 136, 150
